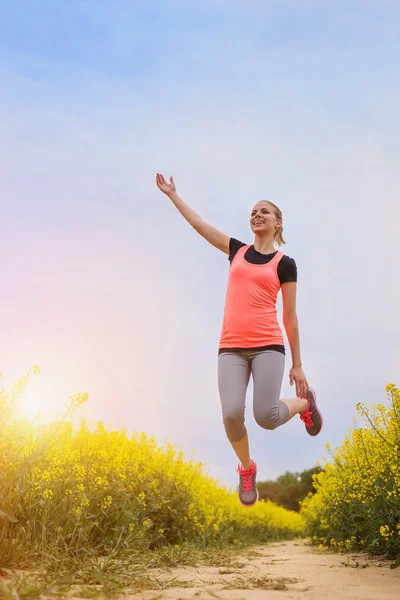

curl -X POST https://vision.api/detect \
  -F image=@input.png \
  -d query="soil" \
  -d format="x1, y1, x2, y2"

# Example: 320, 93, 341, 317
120, 540, 400, 600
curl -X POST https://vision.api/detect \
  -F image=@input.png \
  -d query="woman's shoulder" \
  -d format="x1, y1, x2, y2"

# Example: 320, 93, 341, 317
229, 238, 248, 262
277, 254, 297, 283
279, 254, 296, 266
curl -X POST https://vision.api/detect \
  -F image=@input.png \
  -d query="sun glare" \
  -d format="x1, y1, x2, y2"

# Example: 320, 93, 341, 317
19, 385, 50, 420
18, 378, 67, 422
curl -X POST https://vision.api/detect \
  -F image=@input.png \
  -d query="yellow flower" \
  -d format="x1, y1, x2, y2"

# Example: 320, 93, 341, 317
380, 525, 393, 539
101, 495, 113, 510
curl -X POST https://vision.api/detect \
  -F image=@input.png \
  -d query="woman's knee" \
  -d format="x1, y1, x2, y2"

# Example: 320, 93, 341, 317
254, 407, 280, 431
223, 414, 246, 442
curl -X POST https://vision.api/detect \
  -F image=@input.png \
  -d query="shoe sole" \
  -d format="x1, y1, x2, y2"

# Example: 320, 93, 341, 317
239, 489, 259, 507
307, 387, 323, 436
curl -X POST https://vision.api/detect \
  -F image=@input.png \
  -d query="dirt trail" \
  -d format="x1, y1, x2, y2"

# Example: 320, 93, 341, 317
122, 540, 400, 600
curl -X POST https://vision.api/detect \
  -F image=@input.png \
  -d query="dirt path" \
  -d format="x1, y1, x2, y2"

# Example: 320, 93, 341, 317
121, 540, 400, 600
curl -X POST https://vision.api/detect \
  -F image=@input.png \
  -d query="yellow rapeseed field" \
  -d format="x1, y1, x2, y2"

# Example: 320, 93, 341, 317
301, 383, 400, 561
0, 368, 305, 574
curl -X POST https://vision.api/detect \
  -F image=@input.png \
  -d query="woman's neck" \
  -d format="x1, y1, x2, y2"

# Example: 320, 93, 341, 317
253, 236, 276, 255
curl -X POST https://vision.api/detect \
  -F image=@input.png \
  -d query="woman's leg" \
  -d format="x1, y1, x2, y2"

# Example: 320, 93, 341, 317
218, 352, 252, 468
251, 350, 307, 430
218, 351, 259, 507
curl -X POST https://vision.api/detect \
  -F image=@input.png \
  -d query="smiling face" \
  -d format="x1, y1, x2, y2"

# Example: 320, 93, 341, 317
250, 201, 282, 238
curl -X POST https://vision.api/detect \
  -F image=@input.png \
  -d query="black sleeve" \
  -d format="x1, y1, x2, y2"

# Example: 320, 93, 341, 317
229, 238, 247, 263
277, 255, 297, 284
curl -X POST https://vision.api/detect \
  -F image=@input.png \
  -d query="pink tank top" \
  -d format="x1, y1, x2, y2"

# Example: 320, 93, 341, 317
219, 245, 284, 349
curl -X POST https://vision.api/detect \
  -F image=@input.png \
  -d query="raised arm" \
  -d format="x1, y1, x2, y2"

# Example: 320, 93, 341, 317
156, 173, 230, 254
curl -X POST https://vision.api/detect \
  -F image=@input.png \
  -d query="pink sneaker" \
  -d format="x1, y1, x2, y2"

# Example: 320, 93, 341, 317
300, 388, 323, 436
237, 460, 259, 507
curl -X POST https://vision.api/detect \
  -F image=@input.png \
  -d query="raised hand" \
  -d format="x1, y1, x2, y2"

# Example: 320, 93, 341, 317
154, 173, 230, 254
156, 173, 176, 197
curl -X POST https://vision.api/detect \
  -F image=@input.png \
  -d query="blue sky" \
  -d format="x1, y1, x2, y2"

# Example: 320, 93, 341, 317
2, 1, 400, 487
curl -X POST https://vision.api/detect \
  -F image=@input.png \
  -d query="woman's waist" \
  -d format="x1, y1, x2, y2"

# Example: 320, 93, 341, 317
219, 324, 284, 347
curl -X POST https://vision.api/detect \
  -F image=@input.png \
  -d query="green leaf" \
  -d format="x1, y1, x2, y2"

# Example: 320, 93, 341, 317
390, 556, 400, 570
0, 505, 18, 523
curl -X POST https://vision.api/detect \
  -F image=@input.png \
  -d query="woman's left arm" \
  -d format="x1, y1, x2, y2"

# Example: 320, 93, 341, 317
281, 282, 309, 398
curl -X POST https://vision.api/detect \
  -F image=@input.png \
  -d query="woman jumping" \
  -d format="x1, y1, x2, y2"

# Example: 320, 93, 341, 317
156, 173, 323, 507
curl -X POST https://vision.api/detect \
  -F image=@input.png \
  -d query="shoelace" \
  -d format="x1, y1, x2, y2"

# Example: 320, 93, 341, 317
237, 464, 255, 492
300, 410, 314, 427
242, 472, 253, 492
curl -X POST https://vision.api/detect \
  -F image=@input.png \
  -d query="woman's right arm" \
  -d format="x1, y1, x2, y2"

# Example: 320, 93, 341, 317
156, 173, 230, 254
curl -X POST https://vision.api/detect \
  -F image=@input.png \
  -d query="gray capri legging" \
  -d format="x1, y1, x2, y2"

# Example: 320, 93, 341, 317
218, 349, 289, 442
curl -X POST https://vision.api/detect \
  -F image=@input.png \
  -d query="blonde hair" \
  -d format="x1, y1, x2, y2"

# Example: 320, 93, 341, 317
258, 201, 286, 246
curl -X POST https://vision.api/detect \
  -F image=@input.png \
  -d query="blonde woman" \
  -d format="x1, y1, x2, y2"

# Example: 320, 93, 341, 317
156, 174, 322, 506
